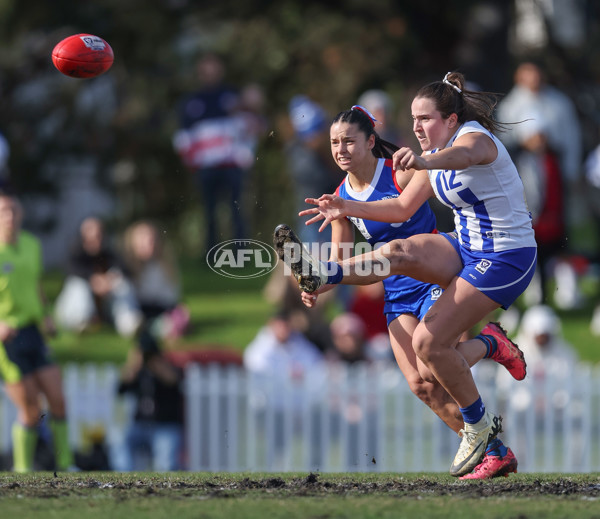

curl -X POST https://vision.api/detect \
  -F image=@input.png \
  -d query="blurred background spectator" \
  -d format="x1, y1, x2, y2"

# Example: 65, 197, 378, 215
173, 53, 248, 254
111, 339, 185, 472
514, 304, 578, 380
328, 312, 393, 364
583, 145, 600, 336
347, 283, 389, 343
328, 312, 369, 364
356, 89, 403, 147
262, 262, 335, 354
122, 220, 189, 347
54, 216, 142, 337
497, 61, 584, 309
243, 309, 325, 379
284, 95, 340, 245
497, 304, 579, 414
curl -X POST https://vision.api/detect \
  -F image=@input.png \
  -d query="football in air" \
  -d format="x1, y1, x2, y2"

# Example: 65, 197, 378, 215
52, 34, 114, 78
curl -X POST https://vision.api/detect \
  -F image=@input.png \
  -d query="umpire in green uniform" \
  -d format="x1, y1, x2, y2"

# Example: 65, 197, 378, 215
0, 190, 73, 472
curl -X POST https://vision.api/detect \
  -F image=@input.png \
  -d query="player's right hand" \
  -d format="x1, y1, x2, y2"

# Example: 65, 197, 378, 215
392, 146, 427, 171
300, 283, 335, 308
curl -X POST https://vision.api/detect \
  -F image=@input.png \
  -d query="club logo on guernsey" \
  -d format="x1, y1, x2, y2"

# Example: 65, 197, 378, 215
2, 263, 13, 273
207, 240, 278, 279
475, 259, 492, 275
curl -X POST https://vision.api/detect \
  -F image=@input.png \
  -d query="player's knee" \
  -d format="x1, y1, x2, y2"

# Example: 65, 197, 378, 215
417, 363, 437, 384
412, 329, 434, 364
406, 374, 435, 406
379, 240, 410, 271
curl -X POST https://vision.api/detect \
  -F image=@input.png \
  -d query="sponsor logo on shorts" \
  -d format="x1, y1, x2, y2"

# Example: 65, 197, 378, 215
431, 287, 442, 300
207, 240, 278, 279
475, 259, 492, 274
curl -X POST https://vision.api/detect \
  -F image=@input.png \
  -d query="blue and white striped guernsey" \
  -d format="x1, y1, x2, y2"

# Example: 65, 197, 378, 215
427, 121, 537, 253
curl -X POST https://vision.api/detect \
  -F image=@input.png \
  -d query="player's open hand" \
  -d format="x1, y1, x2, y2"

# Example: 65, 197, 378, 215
393, 147, 427, 171
299, 194, 347, 232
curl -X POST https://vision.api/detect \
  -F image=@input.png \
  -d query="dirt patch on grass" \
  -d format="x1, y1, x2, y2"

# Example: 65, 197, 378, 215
1, 473, 600, 500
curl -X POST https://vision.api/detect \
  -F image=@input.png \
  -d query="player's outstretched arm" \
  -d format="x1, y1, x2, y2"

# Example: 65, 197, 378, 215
300, 169, 434, 231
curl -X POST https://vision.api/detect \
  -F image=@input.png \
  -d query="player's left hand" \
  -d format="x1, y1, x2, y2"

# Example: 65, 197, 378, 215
299, 194, 347, 232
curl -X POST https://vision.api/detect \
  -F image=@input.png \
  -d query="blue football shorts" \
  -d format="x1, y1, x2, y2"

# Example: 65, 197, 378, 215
384, 283, 444, 326
441, 232, 537, 309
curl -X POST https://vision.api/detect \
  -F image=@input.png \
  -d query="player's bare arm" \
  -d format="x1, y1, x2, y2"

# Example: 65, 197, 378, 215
421, 133, 498, 171
301, 218, 353, 308
300, 169, 434, 230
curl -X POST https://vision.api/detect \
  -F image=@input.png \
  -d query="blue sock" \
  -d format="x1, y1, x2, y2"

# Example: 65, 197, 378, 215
486, 438, 508, 457
326, 262, 344, 285
477, 334, 498, 359
459, 396, 485, 424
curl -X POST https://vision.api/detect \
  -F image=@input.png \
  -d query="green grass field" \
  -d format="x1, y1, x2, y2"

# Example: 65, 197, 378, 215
1, 472, 600, 518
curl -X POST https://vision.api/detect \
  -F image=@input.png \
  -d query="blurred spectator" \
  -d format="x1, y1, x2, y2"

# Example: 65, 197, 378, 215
285, 95, 340, 244
515, 305, 578, 378
243, 309, 325, 378
173, 52, 248, 253
583, 145, 600, 336
328, 312, 368, 364
54, 216, 142, 337
497, 61, 583, 309
497, 305, 578, 414
347, 283, 389, 341
262, 262, 335, 353
328, 312, 393, 364
122, 220, 189, 347
111, 340, 185, 472
243, 309, 325, 469
236, 82, 268, 171
357, 89, 403, 146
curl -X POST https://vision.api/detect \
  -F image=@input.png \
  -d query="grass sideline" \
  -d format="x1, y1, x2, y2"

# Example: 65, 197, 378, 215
1, 471, 600, 518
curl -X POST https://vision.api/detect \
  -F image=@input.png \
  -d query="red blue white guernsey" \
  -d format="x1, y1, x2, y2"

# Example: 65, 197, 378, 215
427, 121, 537, 253
336, 158, 438, 306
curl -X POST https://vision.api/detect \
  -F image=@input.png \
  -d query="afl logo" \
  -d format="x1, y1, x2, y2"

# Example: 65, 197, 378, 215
207, 240, 278, 279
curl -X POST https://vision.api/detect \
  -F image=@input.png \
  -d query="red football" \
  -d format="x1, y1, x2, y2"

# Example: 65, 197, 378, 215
51, 34, 114, 78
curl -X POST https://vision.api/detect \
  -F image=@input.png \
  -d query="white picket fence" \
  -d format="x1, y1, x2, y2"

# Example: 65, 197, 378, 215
1, 361, 599, 473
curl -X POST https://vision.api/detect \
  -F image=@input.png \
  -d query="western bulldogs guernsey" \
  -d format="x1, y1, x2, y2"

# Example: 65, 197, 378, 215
336, 158, 440, 312
428, 121, 537, 253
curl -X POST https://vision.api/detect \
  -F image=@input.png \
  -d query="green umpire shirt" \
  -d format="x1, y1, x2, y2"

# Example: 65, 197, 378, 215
0, 231, 44, 328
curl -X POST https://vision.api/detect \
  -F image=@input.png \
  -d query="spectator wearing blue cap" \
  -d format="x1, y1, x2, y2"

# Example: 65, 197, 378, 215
285, 96, 340, 244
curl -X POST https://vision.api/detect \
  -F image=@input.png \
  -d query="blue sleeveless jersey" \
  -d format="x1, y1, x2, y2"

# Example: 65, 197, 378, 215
336, 158, 439, 308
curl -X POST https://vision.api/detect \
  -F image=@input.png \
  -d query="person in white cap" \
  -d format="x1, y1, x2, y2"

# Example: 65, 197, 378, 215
513, 305, 578, 380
